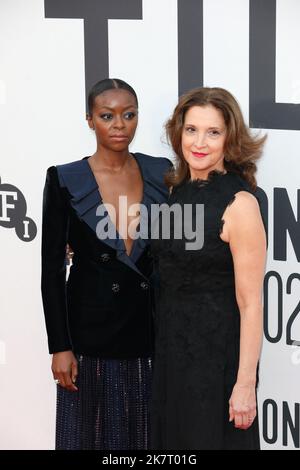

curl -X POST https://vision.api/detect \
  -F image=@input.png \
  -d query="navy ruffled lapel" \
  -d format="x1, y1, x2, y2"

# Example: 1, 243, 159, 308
134, 153, 170, 208
56, 155, 171, 275
56, 159, 122, 254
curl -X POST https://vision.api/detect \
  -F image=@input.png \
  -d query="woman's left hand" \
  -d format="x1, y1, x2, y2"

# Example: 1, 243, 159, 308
229, 383, 257, 430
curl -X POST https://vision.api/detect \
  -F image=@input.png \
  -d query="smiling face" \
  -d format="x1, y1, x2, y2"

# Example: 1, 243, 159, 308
87, 88, 138, 152
181, 105, 227, 180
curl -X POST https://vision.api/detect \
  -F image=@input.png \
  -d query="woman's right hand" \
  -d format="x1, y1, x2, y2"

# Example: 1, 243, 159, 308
52, 351, 78, 391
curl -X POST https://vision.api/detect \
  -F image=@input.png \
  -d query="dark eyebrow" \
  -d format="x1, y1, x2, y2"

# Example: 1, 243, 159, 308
185, 124, 223, 130
98, 105, 137, 111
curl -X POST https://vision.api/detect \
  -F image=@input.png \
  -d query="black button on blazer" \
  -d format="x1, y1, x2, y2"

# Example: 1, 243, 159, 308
41, 153, 172, 358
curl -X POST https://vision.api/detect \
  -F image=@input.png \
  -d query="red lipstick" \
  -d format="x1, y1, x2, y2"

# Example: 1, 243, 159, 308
192, 152, 208, 158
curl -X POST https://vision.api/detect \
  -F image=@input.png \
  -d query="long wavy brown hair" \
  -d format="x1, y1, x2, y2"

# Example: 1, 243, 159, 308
165, 87, 267, 190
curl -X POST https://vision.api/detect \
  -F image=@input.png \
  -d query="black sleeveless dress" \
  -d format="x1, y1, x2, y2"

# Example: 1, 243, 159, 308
151, 171, 261, 450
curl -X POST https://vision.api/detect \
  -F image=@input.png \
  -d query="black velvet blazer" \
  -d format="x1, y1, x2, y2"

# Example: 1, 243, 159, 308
41, 153, 171, 358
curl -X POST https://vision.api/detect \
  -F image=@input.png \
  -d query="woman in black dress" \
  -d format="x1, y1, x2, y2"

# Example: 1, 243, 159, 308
151, 87, 267, 450
41, 78, 171, 450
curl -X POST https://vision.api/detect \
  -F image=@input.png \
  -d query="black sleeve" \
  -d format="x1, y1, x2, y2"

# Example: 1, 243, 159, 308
41, 166, 72, 354
163, 157, 174, 170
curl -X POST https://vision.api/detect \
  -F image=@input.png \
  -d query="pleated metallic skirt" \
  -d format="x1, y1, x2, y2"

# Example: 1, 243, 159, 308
56, 355, 152, 450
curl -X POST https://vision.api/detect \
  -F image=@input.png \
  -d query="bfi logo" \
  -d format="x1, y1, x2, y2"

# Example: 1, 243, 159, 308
0, 177, 37, 241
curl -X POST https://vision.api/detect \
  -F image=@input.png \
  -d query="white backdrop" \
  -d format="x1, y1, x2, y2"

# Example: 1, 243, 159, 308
0, 0, 299, 450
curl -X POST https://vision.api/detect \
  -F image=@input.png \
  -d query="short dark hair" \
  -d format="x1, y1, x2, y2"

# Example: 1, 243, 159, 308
87, 78, 138, 115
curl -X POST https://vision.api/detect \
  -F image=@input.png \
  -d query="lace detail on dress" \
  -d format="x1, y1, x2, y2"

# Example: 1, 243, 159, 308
150, 171, 261, 450
218, 188, 255, 236
187, 170, 227, 188
219, 194, 237, 236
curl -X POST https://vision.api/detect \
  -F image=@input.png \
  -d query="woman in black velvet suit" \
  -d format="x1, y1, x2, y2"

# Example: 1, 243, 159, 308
41, 78, 171, 450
